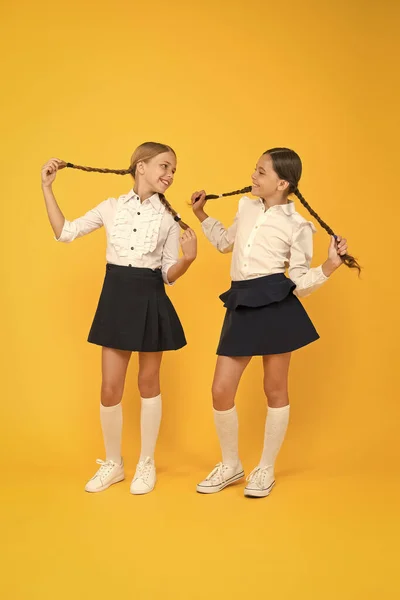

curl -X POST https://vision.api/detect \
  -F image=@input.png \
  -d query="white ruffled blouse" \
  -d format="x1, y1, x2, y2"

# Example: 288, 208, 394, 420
56, 189, 181, 284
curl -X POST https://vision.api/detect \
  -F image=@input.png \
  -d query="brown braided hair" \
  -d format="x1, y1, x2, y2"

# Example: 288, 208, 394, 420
190, 186, 252, 206
264, 148, 361, 273
58, 142, 189, 230
204, 186, 252, 200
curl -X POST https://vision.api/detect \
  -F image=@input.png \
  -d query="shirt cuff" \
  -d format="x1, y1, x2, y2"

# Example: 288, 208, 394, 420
162, 265, 176, 286
54, 221, 74, 243
316, 264, 329, 281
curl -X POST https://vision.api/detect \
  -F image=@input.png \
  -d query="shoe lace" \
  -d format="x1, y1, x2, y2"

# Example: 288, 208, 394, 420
135, 457, 153, 482
205, 462, 228, 484
246, 466, 269, 487
95, 459, 117, 478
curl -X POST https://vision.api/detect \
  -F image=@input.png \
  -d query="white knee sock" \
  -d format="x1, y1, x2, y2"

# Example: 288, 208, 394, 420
100, 402, 123, 464
213, 406, 240, 467
140, 394, 162, 461
259, 405, 290, 471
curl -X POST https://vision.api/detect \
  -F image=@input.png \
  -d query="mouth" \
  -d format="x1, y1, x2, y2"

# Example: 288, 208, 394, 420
160, 178, 170, 187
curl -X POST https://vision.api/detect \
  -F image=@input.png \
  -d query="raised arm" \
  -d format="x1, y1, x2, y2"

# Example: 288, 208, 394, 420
41, 157, 104, 242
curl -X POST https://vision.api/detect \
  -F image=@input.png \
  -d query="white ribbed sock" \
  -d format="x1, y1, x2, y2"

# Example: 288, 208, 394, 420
213, 406, 240, 467
100, 402, 123, 464
259, 405, 290, 470
140, 394, 162, 461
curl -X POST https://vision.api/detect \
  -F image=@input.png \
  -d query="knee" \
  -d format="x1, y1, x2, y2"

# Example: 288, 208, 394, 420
263, 381, 289, 408
101, 382, 123, 407
212, 381, 234, 411
138, 370, 160, 398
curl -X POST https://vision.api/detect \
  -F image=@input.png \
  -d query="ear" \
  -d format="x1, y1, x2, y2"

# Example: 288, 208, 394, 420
136, 160, 146, 176
277, 180, 290, 192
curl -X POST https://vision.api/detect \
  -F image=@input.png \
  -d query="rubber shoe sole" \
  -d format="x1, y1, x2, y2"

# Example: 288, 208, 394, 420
244, 480, 275, 498
85, 472, 125, 493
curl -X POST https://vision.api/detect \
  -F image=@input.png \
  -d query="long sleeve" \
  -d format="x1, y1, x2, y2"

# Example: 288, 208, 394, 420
288, 222, 328, 297
201, 211, 239, 254
55, 201, 107, 242
161, 222, 180, 285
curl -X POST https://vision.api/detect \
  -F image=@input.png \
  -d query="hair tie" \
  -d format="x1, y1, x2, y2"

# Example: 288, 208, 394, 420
174, 214, 182, 222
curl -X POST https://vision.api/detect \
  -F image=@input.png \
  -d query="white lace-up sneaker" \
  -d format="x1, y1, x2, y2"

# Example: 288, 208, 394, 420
84, 458, 125, 493
244, 465, 275, 497
130, 457, 156, 495
196, 462, 245, 494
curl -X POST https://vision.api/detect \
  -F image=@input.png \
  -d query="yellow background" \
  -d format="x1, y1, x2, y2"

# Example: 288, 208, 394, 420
1, 0, 398, 598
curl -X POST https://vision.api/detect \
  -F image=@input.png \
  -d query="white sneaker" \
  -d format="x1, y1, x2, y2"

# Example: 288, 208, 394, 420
244, 465, 275, 498
84, 458, 125, 493
196, 462, 245, 494
130, 457, 156, 495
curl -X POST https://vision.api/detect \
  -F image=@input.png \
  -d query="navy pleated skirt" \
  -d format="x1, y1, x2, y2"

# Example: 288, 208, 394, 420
217, 273, 319, 356
88, 264, 186, 352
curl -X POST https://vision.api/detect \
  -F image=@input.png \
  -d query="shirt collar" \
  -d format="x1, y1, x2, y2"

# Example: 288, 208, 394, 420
124, 189, 163, 212
258, 198, 295, 215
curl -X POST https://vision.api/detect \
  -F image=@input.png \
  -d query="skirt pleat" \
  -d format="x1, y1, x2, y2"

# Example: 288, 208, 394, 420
88, 264, 186, 352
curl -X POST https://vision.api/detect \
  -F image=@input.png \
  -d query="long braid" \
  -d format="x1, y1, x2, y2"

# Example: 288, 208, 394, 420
293, 189, 335, 235
205, 186, 251, 200
58, 160, 189, 230
64, 162, 132, 176
159, 194, 189, 230
294, 189, 361, 274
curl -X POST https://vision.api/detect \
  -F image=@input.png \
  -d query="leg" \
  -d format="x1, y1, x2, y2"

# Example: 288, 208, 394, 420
138, 351, 163, 460
260, 352, 291, 467
138, 351, 163, 399
197, 356, 251, 494
212, 355, 252, 466
85, 347, 131, 493
101, 346, 132, 407
130, 352, 163, 495
245, 353, 291, 498
100, 347, 131, 461
262, 352, 291, 409
212, 355, 252, 411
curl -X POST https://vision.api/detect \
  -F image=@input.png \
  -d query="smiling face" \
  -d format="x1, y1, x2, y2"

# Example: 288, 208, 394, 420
251, 153, 289, 200
136, 151, 177, 195
130, 142, 177, 196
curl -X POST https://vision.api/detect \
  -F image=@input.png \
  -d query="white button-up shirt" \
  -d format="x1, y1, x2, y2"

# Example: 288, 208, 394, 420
56, 190, 180, 284
201, 196, 328, 297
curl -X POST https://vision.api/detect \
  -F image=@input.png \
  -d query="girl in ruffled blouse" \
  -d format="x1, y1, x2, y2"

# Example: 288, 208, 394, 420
41, 142, 197, 495
191, 147, 360, 498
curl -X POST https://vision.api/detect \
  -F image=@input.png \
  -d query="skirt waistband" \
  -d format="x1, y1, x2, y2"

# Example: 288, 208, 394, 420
219, 274, 296, 310
229, 273, 290, 289
106, 263, 163, 280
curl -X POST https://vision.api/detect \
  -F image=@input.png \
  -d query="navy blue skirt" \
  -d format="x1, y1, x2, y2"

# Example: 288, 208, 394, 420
88, 264, 186, 352
217, 274, 319, 356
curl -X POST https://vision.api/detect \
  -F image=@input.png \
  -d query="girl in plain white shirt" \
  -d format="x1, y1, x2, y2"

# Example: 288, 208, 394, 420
191, 146, 359, 498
